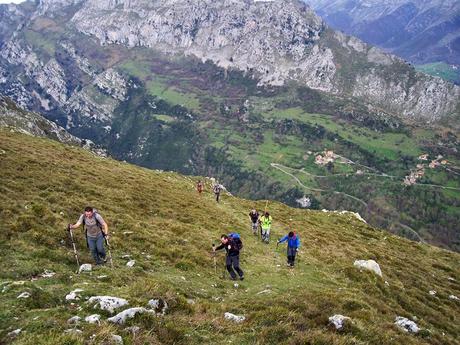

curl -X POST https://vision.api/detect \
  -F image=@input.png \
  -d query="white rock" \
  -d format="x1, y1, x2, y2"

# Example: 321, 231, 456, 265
394, 316, 420, 333
126, 260, 135, 267
125, 326, 140, 333
224, 312, 245, 323
97, 275, 108, 279
67, 316, 81, 324
329, 314, 350, 330
354, 260, 382, 277
66, 289, 84, 301
64, 328, 83, 335
17, 291, 31, 299
449, 295, 459, 301
107, 307, 154, 325
429, 290, 436, 296
111, 334, 123, 344
85, 314, 101, 324
79, 264, 92, 273
121, 255, 131, 259
147, 299, 168, 315
40, 270, 56, 278
88, 296, 129, 313
256, 289, 271, 295
7, 329, 21, 337
234, 283, 239, 288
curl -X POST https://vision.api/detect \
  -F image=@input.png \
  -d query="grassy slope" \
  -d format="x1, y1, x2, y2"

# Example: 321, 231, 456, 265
415, 63, 460, 85
0, 131, 459, 345
15, 24, 459, 250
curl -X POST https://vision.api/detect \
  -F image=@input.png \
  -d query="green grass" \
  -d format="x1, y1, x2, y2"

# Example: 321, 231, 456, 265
146, 80, 200, 111
265, 107, 422, 159
153, 114, 176, 123
23, 29, 57, 58
1, 131, 459, 344
415, 63, 460, 84
118, 58, 201, 111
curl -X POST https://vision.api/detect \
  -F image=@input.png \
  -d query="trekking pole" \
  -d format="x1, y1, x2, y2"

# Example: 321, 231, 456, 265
104, 236, 114, 268
68, 225, 80, 273
212, 244, 217, 274
222, 255, 227, 279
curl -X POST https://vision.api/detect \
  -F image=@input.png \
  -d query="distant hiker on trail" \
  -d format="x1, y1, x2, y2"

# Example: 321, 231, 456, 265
213, 233, 244, 281
213, 183, 222, 202
197, 180, 204, 194
69, 207, 109, 265
277, 231, 300, 267
249, 209, 259, 235
259, 211, 272, 243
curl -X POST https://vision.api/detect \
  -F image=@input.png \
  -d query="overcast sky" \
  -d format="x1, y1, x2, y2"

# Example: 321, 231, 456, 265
0, 0, 26, 4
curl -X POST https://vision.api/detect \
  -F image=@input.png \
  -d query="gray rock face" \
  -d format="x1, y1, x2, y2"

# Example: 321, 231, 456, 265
305, 0, 460, 66
0, 0, 458, 126
72, 0, 334, 90
0, 95, 107, 156
66, 0, 459, 121
0, 95, 80, 144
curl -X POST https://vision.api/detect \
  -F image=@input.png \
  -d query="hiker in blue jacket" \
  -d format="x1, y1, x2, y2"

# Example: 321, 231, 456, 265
277, 231, 300, 267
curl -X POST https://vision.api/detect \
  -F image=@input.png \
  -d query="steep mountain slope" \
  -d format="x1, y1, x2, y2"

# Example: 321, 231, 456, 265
0, 0, 459, 251
0, 130, 459, 344
0, 94, 104, 153
305, 0, 460, 82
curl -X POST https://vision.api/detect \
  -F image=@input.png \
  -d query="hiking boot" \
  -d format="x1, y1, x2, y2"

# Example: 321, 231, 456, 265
239, 276, 244, 281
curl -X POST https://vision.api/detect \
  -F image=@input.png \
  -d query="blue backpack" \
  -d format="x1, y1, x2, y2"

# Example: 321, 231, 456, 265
228, 233, 243, 250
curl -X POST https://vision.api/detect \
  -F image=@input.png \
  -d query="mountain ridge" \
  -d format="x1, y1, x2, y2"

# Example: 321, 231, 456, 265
305, 0, 460, 69
1, 0, 459, 123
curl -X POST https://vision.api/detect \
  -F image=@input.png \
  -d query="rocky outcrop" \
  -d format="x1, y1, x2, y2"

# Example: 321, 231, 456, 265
0, 95, 106, 156
93, 69, 128, 101
0, 95, 80, 144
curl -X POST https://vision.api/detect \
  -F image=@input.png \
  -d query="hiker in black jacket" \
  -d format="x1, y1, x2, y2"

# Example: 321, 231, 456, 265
213, 234, 244, 281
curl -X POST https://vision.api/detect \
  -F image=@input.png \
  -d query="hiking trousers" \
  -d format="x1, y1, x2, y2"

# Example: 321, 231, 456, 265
287, 246, 297, 266
251, 221, 258, 234
226, 254, 244, 280
87, 233, 106, 265
261, 227, 270, 242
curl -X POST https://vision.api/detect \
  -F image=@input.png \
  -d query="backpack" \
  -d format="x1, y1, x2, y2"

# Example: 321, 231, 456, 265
82, 209, 104, 246
229, 232, 243, 251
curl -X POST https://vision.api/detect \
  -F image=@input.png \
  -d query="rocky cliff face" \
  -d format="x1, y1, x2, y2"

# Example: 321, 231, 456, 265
69, 0, 460, 122
0, 0, 458, 125
0, 94, 106, 155
305, 0, 460, 67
